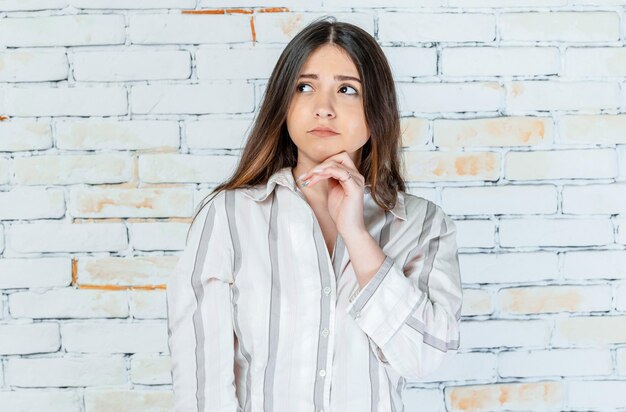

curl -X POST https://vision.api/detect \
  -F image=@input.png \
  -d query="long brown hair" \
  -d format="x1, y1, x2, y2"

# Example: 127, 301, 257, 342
188, 15, 406, 234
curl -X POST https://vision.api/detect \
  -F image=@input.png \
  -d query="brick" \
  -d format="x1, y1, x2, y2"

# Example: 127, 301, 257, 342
611, 150, 626, 183
196, 46, 282, 80
461, 288, 493, 316
8, 222, 128, 254
0, 257, 71, 289
454, 220, 496, 248
130, 354, 172, 385
131, 290, 166, 319
568, 380, 626, 409
561, 114, 626, 144
460, 252, 558, 284
253, 13, 374, 43
0, 187, 65, 220
73, 50, 191, 81
0, 323, 60, 355
6, 356, 127, 387
70, 0, 195, 9
442, 47, 559, 77
9, 288, 129, 319
505, 149, 617, 180
69, 187, 193, 218
618, 217, 626, 245
378, 12, 495, 43
617, 347, 626, 375
446, 381, 564, 411
498, 285, 611, 314
434, 116, 554, 148
562, 183, 626, 214
420, 351, 496, 383
128, 14, 250, 44
403, 151, 500, 182
499, 217, 613, 247
398, 82, 501, 113
0, 15, 125, 47
77, 255, 176, 287
131, 83, 254, 115
0, 157, 9, 184
185, 119, 252, 150
0, 121, 51, 151
442, 185, 557, 215
0, 0, 67, 11
449, 0, 565, 4
402, 387, 445, 412
563, 250, 626, 280
0, 390, 80, 412
61, 321, 168, 353
382, 46, 437, 78
399, 118, 430, 148
0, 50, 67, 82
56, 120, 180, 151
554, 315, 626, 345
84, 388, 173, 412
500, 12, 619, 42
138, 154, 238, 183
500, 348, 611, 378
129, 221, 189, 252
460, 319, 551, 348
2, 86, 127, 117
616, 282, 626, 312
14, 154, 133, 185
506, 81, 620, 112
565, 47, 626, 77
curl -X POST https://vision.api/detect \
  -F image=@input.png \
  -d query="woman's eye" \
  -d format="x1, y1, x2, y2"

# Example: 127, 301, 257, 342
296, 83, 359, 96
296, 83, 313, 92
340, 85, 358, 95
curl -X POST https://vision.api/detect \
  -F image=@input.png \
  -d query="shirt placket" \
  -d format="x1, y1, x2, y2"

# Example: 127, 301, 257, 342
292, 185, 338, 412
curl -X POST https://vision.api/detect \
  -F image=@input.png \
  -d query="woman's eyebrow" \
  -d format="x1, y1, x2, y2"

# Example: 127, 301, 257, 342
298, 73, 362, 83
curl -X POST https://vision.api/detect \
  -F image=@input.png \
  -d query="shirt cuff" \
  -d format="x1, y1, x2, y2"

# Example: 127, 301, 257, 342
345, 254, 425, 349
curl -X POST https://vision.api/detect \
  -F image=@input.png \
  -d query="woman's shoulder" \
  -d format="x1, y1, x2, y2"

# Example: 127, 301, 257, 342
401, 192, 451, 225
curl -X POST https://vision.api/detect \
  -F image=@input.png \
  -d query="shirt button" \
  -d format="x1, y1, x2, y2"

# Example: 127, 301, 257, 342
321, 328, 329, 337
323, 286, 331, 295
319, 369, 326, 377
355, 311, 361, 319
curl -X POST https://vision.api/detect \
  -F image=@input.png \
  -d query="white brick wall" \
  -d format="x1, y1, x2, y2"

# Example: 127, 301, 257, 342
0, 1, 625, 411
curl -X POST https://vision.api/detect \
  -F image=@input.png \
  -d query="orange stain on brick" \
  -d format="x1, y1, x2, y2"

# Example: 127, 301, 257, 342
504, 287, 583, 314
281, 14, 302, 37
181, 7, 287, 14
250, 16, 256, 43
79, 191, 157, 214
510, 83, 524, 97
455, 153, 496, 176
72, 257, 78, 286
258, 7, 289, 12
450, 382, 562, 410
181, 9, 253, 14
78, 284, 166, 291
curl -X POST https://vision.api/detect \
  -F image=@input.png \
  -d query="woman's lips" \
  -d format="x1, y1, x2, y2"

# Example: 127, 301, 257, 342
309, 130, 339, 137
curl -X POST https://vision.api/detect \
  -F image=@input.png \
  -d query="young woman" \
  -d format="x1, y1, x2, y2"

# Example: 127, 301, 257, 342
166, 16, 463, 412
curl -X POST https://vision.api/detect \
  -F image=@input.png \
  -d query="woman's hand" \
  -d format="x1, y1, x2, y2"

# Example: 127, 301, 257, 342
296, 151, 367, 237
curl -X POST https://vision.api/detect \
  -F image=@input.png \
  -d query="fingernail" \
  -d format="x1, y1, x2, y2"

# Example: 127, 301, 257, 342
298, 173, 307, 180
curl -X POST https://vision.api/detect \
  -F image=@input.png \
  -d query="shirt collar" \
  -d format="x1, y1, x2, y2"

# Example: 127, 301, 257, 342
241, 166, 407, 221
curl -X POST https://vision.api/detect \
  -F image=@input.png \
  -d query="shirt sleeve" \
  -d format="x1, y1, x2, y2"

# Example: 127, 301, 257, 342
345, 203, 463, 380
166, 191, 240, 412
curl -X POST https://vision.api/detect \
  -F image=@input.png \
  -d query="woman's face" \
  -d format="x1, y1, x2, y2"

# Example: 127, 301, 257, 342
286, 44, 370, 165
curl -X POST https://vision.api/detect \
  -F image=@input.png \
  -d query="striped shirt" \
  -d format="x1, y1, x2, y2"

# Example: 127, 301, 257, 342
166, 166, 463, 412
